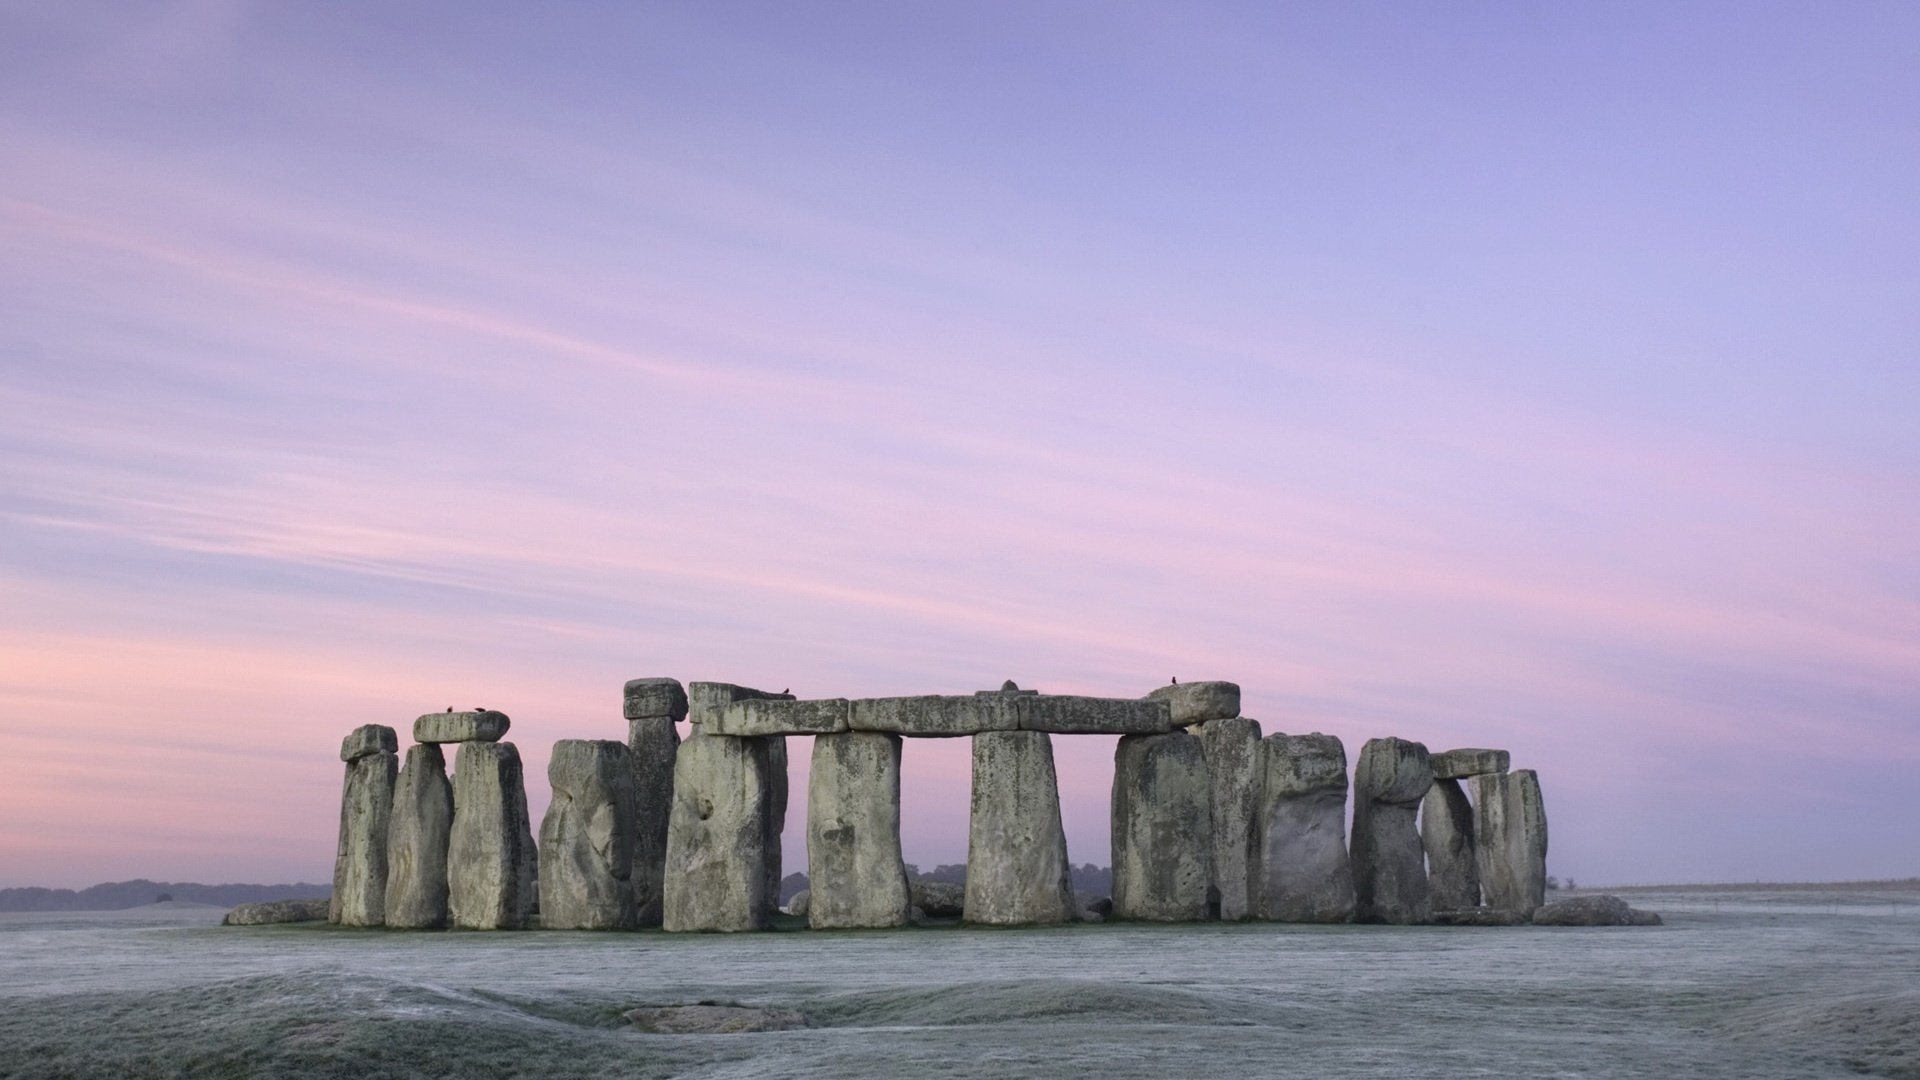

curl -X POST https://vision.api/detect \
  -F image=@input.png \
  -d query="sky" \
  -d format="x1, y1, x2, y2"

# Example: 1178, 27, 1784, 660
1, 1, 1916, 890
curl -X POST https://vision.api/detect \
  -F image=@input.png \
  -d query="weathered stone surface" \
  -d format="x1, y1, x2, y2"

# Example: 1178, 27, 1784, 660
1256, 733, 1354, 923
539, 739, 637, 930
1473, 768, 1549, 916
910, 879, 965, 918
413, 710, 510, 745
223, 898, 330, 926
625, 1005, 808, 1034
1531, 894, 1659, 927
330, 734, 396, 927
628, 716, 679, 927
340, 723, 398, 762
806, 732, 909, 929
786, 889, 810, 917
849, 694, 1021, 737
447, 741, 537, 930
763, 737, 788, 919
688, 683, 794, 726
1024, 695, 1174, 735
1351, 737, 1433, 925
713, 697, 849, 737
1111, 731, 1212, 922
1422, 778, 1480, 912
1083, 895, 1114, 918
384, 743, 453, 929
623, 677, 688, 721
1146, 681, 1241, 725
1431, 906, 1527, 927
663, 733, 780, 931
965, 731, 1076, 925
1432, 748, 1510, 780
1194, 717, 1263, 920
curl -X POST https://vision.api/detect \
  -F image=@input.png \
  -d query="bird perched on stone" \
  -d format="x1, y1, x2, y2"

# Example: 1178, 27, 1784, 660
445, 705, 453, 713
782, 688, 789, 695
1171, 676, 1178, 684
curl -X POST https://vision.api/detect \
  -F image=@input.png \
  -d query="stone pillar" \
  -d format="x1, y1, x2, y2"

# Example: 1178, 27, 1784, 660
806, 731, 910, 929
1351, 737, 1433, 924
624, 677, 686, 927
964, 730, 1075, 925
1194, 716, 1262, 920
539, 739, 638, 930
1422, 779, 1479, 911
1111, 731, 1212, 922
764, 736, 789, 915
662, 733, 780, 931
332, 725, 398, 926
1473, 768, 1548, 915
1257, 733, 1354, 922
448, 741, 537, 930
384, 743, 453, 928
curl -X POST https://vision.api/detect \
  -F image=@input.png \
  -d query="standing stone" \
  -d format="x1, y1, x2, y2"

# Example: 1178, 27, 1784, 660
763, 737, 789, 919
1194, 716, 1263, 920
1473, 768, 1549, 915
964, 730, 1075, 925
384, 743, 453, 928
448, 741, 537, 930
623, 677, 690, 723
806, 732, 910, 929
1350, 737, 1433, 924
332, 725, 398, 926
1145, 681, 1241, 726
663, 733, 780, 931
1257, 733, 1354, 922
1422, 778, 1479, 911
539, 740, 638, 930
628, 716, 679, 926
1110, 731, 1212, 922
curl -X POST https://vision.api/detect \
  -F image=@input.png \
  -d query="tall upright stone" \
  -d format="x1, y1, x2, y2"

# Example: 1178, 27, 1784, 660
763, 736, 789, 919
1194, 716, 1263, 920
965, 730, 1075, 925
384, 743, 453, 928
663, 733, 780, 931
1257, 733, 1354, 922
806, 732, 910, 929
1350, 737, 1433, 924
332, 725, 398, 926
448, 741, 537, 930
539, 739, 638, 930
1422, 778, 1479, 911
1111, 731, 1212, 922
1473, 768, 1548, 916
624, 677, 686, 927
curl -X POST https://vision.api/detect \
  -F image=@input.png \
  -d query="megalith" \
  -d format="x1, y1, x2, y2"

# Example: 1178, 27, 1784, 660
1111, 731, 1212, 922
448, 741, 538, 930
1194, 716, 1263, 920
384, 743, 454, 928
539, 739, 638, 930
663, 732, 780, 931
806, 731, 910, 929
1256, 732, 1354, 922
763, 736, 789, 918
1472, 768, 1548, 915
332, 724, 397, 926
965, 730, 1075, 925
624, 677, 685, 927
1421, 778, 1479, 911
1145, 680, 1241, 726
1350, 737, 1433, 924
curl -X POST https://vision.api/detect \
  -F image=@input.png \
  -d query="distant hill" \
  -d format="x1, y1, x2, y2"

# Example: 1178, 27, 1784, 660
0, 880, 330, 912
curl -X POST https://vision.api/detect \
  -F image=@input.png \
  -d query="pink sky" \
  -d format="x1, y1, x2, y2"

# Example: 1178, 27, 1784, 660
2, 3, 1916, 888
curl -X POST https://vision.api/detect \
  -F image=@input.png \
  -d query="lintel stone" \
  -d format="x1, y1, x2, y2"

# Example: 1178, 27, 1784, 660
1145, 681, 1241, 726
712, 697, 850, 737
623, 678, 689, 722
1022, 695, 1173, 735
341, 723, 399, 762
849, 694, 1021, 737
688, 682, 794, 726
413, 710, 510, 745
1432, 748, 1510, 780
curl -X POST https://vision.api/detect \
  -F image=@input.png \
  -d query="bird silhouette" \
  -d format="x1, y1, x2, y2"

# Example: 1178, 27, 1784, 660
445, 704, 452, 713
781, 688, 790, 695
1171, 676, 1178, 685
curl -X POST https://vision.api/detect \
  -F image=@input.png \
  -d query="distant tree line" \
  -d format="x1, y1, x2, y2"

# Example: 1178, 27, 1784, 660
0, 880, 331, 912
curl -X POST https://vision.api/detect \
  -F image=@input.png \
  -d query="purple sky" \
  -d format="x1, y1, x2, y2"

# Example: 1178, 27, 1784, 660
2, 2, 1916, 889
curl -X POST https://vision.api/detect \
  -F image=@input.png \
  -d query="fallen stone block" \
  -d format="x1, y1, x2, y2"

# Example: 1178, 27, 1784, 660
1531, 894, 1660, 926
340, 723, 398, 762
413, 710, 510, 744
628, 716, 679, 927
849, 694, 1021, 737
1023, 695, 1174, 735
625, 1004, 808, 1034
1111, 731, 1212, 921
1194, 716, 1262, 920
540, 739, 638, 931
965, 730, 1076, 925
910, 879, 965, 918
1431, 748, 1510, 780
1473, 768, 1549, 916
713, 697, 850, 737
663, 733, 781, 931
688, 682, 794, 726
806, 731, 910, 929
331, 728, 397, 927
1351, 737, 1433, 924
223, 898, 330, 926
1145, 681, 1241, 725
384, 743, 454, 929
447, 741, 538, 930
786, 889, 810, 917
1422, 778, 1480, 911
623, 677, 689, 721
1256, 733, 1354, 923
